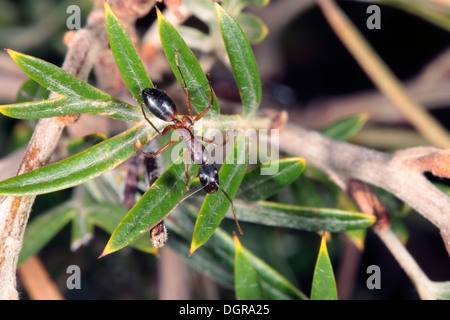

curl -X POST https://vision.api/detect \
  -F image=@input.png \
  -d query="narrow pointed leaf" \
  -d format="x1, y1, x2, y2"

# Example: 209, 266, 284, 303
292, 174, 326, 207
215, 3, 261, 116
101, 155, 199, 256
105, 3, 153, 100
157, 9, 219, 116
234, 234, 265, 299
190, 135, 248, 254
236, 12, 269, 44
0, 125, 151, 196
0, 97, 141, 122
166, 212, 307, 299
3, 49, 141, 122
373, 0, 450, 32
311, 234, 338, 300
320, 113, 368, 141
18, 205, 75, 266
71, 207, 95, 252
237, 157, 306, 201
229, 200, 375, 231
67, 133, 108, 156
16, 77, 50, 102
86, 203, 157, 254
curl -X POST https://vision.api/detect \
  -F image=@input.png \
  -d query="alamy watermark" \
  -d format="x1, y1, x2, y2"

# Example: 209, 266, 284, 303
366, 265, 381, 290
66, 265, 81, 290
366, 5, 381, 30
66, 5, 81, 30
166, 122, 280, 175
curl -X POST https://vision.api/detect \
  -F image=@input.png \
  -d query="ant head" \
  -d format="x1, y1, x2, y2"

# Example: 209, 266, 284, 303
198, 164, 219, 194
198, 164, 244, 235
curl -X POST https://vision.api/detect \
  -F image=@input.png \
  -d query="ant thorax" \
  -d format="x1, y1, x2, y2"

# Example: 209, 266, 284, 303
177, 127, 210, 165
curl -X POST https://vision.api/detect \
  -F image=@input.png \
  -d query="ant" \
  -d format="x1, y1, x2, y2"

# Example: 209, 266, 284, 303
138, 50, 243, 236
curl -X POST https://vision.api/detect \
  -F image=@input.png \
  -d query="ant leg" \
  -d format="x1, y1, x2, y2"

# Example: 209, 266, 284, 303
140, 103, 162, 135
193, 73, 214, 123
139, 135, 182, 158
195, 134, 228, 147
175, 49, 194, 119
217, 183, 243, 235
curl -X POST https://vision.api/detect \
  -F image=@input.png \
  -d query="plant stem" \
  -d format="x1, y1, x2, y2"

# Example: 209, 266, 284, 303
317, 0, 450, 148
278, 124, 450, 255
0, 6, 110, 300
375, 228, 435, 299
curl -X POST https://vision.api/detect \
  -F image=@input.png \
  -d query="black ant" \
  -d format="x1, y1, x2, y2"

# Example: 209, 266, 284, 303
138, 50, 243, 236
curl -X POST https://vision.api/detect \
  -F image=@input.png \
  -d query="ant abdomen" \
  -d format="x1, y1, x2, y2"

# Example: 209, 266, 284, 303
142, 88, 178, 122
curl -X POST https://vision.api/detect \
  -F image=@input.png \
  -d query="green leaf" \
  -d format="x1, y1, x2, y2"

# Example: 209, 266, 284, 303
215, 3, 262, 116
18, 205, 75, 266
234, 234, 265, 299
16, 78, 50, 103
320, 113, 368, 141
105, 3, 153, 100
190, 135, 248, 254
67, 133, 108, 156
2, 50, 141, 122
345, 229, 366, 250
237, 157, 306, 201
236, 12, 269, 44
292, 174, 326, 207
183, 0, 217, 24
310, 233, 338, 300
0, 125, 151, 196
222, 0, 269, 13
70, 205, 94, 252
373, 0, 450, 32
229, 200, 375, 231
157, 9, 220, 116
0, 97, 140, 122
86, 203, 157, 254
100, 154, 199, 256
166, 211, 307, 299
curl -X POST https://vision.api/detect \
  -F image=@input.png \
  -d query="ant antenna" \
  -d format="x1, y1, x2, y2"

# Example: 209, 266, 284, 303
216, 183, 243, 235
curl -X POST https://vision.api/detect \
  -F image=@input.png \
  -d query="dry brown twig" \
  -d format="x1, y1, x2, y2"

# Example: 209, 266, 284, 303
344, 179, 446, 299
277, 124, 450, 256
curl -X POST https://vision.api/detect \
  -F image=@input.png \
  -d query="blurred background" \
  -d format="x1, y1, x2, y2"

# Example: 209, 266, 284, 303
0, 0, 449, 299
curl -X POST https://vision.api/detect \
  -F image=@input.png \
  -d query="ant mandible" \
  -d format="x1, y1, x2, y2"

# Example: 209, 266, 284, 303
138, 49, 243, 235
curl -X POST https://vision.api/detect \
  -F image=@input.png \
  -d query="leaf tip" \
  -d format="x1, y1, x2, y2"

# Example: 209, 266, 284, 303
156, 5, 164, 20
5, 48, 19, 59
189, 241, 200, 256
233, 231, 242, 251
319, 231, 328, 254
99, 242, 116, 259
214, 2, 225, 17
104, 1, 111, 12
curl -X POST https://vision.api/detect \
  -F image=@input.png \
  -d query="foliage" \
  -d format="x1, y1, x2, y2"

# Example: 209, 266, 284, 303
0, 1, 385, 300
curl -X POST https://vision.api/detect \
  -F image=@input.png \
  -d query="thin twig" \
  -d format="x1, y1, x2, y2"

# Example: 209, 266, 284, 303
375, 228, 437, 299
317, 0, 450, 148
278, 124, 450, 255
